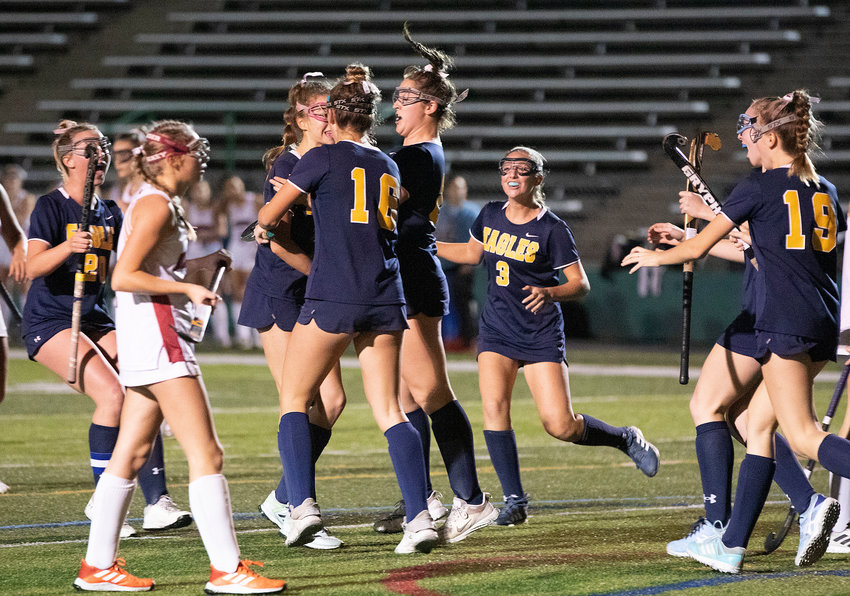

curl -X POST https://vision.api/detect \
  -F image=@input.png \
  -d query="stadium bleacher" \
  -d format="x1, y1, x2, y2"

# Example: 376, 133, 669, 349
0, 0, 846, 259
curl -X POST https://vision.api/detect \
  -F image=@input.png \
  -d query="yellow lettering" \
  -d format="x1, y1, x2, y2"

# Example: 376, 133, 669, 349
494, 233, 512, 256
503, 235, 519, 260
484, 228, 499, 253
515, 238, 530, 260
525, 242, 539, 263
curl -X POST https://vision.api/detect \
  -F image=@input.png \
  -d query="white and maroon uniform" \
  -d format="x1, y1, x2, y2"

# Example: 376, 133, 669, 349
115, 182, 200, 387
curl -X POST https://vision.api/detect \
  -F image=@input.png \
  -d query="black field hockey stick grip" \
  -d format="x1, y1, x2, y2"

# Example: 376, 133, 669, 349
679, 270, 693, 384
0, 281, 21, 323
67, 145, 98, 384
241, 220, 258, 242
178, 259, 228, 343
763, 363, 850, 553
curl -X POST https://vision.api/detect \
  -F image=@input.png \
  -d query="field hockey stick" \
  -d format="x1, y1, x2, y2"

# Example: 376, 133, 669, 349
240, 220, 259, 242
665, 133, 720, 384
66, 145, 98, 384
175, 259, 228, 343
762, 362, 850, 554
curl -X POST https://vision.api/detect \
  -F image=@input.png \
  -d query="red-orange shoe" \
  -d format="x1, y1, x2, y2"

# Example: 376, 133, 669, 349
204, 560, 286, 594
73, 558, 154, 591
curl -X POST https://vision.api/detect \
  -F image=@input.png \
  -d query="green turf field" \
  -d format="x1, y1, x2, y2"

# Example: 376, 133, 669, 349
2, 346, 849, 595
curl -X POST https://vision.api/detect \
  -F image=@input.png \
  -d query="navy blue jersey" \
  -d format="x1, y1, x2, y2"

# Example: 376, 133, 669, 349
244, 150, 311, 301
722, 169, 844, 341
22, 188, 122, 334
471, 201, 580, 352
288, 140, 404, 306
390, 142, 445, 253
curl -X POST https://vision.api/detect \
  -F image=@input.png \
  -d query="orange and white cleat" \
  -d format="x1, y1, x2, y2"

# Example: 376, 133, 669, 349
204, 560, 286, 594
73, 558, 154, 592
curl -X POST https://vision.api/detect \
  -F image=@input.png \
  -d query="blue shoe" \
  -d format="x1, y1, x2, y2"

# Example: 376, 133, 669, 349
496, 493, 529, 526
686, 533, 744, 574
623, 426, 660, 477
796, 493, 840, 566
666, 517, 724, 558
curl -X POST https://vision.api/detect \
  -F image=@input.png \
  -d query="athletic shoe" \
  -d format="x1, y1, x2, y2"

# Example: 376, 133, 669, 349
373, 491, 447, 534
259, 491, 342, 549
142, 494, 192, 530
394, 509, 438, 554
438, 493, 498, 543
73, 557, 154, 591
827, 525, 850, 554
86, 495, 137, 538
623, 426, 660, 477
796, 493, 840, 566
666, 517, 724, 558
0, 479, 8, 494
495, 493, 529, 526
204, 559, 285, 594
282, 498, 322, 547
685, 533, 744, 574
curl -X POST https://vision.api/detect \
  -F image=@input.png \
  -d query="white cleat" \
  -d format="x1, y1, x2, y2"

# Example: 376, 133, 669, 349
86, 495, 137, 538
395, 509, 438, 554
142, 494, 192, 531
438, 493, 498, 544
281, 498, 323, 547
260, 491, 342, 549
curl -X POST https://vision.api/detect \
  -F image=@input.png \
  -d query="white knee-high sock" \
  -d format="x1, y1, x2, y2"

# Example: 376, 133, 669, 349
189, 474, 240, 572
830, 472, 850, 530
85, 473, 136, 569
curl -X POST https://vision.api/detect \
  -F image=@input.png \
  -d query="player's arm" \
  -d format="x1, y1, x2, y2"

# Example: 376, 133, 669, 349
679, 191, 715, 222
0, 184, 26, 282
264, 210, 311, 275
257, 181, 303, 240
26, 231, 91, 279
621, 215, 735, 272
112, 195, 218, 308
522, 261, 590, 314
436, 236, 484, 265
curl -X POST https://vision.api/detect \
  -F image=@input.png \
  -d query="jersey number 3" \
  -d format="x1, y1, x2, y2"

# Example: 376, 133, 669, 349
349, 168, 400, 232
783, 190, 837, 252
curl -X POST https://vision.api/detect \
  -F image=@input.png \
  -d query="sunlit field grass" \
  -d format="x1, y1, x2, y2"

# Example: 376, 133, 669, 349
2, 345, 849, 595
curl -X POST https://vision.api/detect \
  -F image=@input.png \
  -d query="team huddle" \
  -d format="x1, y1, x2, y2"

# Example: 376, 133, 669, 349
2, 22, 847, 594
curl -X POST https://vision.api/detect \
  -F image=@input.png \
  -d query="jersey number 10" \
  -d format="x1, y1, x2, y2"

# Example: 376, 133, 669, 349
349, 167, 400, 232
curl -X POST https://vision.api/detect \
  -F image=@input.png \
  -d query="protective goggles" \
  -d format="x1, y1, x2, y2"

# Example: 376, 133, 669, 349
296, 100, 329, 122
59, 136, 112, 158
144, 133, 211, 166
392, 86, 446, 107
736, 114, 756, 136
498, 157, 540, 177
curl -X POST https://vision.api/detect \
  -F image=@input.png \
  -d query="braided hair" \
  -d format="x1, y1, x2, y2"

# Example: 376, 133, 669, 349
750, 89, 822, 186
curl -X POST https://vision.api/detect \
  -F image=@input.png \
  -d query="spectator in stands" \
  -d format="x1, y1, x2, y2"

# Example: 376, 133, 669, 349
107, 130, 146, 212
185, 179, 228, 346
435, 173, 479, 350
217, 175, 262, 348
0, 181, 25, 494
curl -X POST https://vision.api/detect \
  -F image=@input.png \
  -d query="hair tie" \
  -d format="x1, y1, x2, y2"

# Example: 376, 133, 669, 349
455, 89, 469, 103
300, 71, 324, 84
53, 126, 73, 135
424, 63, 449, 80
780, 92, 821, 106
131, 146, 144, 156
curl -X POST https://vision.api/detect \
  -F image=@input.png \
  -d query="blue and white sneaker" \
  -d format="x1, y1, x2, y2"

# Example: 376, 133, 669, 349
623, 426, 660, 477
496, 494, 529, 526
796, 493, 840, 566
260, 491, 343, 549
666, 517, 724, 558
827, 525, 850, 554
686, 532, 744, 574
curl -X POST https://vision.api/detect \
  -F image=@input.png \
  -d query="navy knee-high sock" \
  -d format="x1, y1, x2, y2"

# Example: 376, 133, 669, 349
89, 423, 120, 486
483, 429, 524, 498
385, 422, 429, 522
430, 401, 482, 504
818, 434, 850, 478
722, 454, 775, 549
773, 433, 815, 513
575, 415, 627, 449
406, 408, 432, 494
308, 423, 332, 500
137, 432, 168, 505
695, 421, 734, 524
275, 423, 289, 504
278, 413, 313, 507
